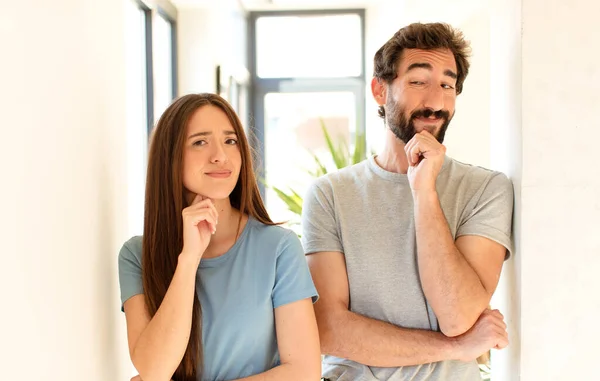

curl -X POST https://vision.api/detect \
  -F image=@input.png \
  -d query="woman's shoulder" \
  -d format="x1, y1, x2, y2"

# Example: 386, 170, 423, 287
119, 235, 143, 263
246, 218, 300, 247
249, 217, 294, 236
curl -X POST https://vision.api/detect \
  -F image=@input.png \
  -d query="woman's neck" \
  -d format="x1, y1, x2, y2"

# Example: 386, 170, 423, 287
203, 197, 247, 259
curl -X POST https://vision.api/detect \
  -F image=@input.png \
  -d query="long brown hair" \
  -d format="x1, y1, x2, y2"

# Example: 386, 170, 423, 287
142, 93, 275, 381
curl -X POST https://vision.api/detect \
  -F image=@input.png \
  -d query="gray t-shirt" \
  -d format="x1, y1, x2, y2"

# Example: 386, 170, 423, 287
302, 155, 513, 381
118, 217, 318, 381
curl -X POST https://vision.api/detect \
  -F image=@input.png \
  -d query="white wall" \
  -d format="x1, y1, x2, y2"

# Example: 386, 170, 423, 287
177, 2, 248, 95
364, 0, 491, 167
491, 0, 600, 379
519, 0, 600, 379
489, 0, 522, 379
0, 0, 131, 379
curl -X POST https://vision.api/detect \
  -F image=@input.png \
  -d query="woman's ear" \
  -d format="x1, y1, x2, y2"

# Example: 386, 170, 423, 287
371, 77, 387, 106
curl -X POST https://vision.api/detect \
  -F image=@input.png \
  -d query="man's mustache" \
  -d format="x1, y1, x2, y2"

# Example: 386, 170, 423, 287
411, 109, 450, 120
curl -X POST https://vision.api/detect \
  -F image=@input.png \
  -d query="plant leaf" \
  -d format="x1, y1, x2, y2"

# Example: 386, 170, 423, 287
352, 133, 366, 164
311, 153, 328, 177
320, 118, 345, 169
272, 186, 303, 216
338, 139, 350, 169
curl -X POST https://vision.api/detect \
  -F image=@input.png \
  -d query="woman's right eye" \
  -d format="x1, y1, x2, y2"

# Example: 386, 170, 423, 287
192, 140, 207, 146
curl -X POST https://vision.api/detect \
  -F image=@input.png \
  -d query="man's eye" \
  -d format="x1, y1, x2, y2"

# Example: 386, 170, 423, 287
442, 84, 455, 90
410, 81, 425, 85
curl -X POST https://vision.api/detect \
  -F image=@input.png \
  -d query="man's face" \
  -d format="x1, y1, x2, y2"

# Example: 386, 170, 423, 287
382, 48, 458, 144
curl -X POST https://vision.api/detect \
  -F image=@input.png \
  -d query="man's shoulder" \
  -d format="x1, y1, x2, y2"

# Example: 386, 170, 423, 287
311, 159, 371, 191
446, 157, 510, 187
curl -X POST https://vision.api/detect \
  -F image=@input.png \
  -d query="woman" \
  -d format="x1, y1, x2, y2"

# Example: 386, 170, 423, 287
118, 93, 321, 381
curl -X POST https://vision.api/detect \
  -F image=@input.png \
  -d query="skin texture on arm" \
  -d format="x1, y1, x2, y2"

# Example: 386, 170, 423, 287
413, 190, 506, 336
123, 255, 202, 381
234, 298, 322, 381
129, 298, 321, 381
308, 250, 467, 367
124, 194, 218, 381
406, 130, 507, 336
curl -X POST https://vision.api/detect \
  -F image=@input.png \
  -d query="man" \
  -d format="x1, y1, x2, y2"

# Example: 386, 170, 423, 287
302, 22, 514, 380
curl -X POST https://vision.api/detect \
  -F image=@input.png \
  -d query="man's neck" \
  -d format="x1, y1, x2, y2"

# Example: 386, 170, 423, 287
375, 129, 410, 174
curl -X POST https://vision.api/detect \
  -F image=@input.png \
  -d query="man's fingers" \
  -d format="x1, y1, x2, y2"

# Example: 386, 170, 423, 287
418, 129, 436, 141
404, 139, 421, 166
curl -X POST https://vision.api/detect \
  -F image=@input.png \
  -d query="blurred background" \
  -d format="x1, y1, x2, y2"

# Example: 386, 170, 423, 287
1, 0, 599, 380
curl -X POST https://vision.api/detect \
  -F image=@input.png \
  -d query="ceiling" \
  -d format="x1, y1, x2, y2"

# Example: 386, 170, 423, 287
172, 0, 375, 11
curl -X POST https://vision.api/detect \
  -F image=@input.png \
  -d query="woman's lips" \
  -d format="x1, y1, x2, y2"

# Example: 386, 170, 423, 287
205, 170, 232, 178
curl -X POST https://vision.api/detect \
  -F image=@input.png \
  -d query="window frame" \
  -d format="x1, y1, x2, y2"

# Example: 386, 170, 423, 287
134, 0, 178, 138
248, 8, 366, 195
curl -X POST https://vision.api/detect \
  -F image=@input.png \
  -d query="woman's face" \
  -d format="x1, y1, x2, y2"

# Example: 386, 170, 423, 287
182, 105, 242, 201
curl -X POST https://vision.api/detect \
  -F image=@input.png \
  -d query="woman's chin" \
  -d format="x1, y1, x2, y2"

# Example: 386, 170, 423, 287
184, 188, 232, 204
197, 188, 235, 202
207, 194, 231, 202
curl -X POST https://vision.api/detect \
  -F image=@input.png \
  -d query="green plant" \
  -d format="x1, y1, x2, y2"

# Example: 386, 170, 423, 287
479, 363, 491, 380
271, 119, 368, 217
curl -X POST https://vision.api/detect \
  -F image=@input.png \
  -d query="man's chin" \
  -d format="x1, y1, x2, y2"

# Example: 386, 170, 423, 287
413, 121, 441, 134
421, 126, 438, 135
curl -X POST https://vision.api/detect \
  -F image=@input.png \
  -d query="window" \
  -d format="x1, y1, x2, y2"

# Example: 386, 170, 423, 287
249, 9, 366, 225
124, 0, 178, 237
256, 14, 362, 78
125, 0, 151, 237
153, 8, 177, 124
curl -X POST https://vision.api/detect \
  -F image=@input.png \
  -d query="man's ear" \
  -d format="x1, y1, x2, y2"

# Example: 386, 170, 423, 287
371, 77, 387, 106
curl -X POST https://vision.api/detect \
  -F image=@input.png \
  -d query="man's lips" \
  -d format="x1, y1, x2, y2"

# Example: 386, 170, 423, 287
414, 116, 442, 124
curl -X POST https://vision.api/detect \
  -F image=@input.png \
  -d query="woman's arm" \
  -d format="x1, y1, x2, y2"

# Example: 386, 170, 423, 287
235, 298, 321, 381
130, 298, 321, 381
124, 196, 217, 381
124, 255, 199, 381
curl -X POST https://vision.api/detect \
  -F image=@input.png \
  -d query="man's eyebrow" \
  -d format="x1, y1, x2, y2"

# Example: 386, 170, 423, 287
406, 62, 458, 80
444, 69, 457, 79
406, 62, 433, 73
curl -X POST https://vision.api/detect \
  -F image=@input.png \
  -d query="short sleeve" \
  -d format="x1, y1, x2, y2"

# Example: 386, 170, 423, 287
118, 237, 144, 311
457, 172, 515, 259
301, 179, 343, 255
272, 231, 319, 308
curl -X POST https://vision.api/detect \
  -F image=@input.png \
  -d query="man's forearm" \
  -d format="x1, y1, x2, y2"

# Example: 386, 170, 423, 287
236, 363, 320, 381
413, 190, 489, 336
320, 309, 458, 367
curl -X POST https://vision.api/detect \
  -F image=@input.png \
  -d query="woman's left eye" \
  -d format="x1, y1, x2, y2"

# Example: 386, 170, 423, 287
225, 138, 238, 145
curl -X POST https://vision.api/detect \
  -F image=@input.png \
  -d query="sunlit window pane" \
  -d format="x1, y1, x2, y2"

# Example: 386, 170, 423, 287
264, 92, 356, 228
124, 1, 148, 251
256, 14, 362, 78
153, 14, 174, 122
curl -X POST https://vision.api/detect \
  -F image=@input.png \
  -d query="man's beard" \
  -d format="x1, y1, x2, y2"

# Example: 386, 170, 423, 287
385, 99, 452, 144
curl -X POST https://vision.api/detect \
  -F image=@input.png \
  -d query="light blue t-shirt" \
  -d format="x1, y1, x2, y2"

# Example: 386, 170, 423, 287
118, 217, 318, 381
